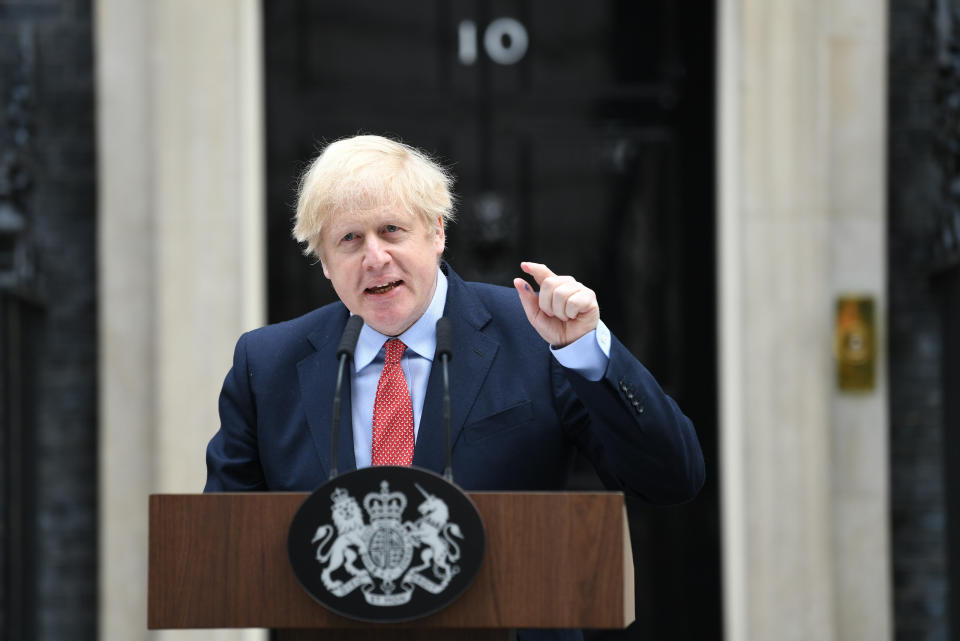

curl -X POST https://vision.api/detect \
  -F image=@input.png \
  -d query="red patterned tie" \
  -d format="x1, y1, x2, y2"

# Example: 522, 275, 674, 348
371, 339, 415, 465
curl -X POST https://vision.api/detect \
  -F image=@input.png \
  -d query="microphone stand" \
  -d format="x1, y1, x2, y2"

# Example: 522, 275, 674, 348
436, 317, 454, 482
330, 315, 364, 480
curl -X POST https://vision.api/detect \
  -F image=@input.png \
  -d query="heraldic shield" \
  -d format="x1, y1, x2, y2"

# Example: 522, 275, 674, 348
287, 466, 486, 623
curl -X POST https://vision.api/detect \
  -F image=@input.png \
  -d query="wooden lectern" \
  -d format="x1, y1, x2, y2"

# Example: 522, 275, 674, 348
148, 492, 635, 640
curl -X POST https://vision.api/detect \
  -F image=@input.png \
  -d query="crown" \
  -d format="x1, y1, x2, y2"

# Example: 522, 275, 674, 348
363, 480, 407, 522
330, 486, 351, 505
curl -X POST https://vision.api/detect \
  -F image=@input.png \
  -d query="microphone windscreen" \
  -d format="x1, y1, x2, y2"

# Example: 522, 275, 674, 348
436, 317, 453, 360
336, 315, 364, 359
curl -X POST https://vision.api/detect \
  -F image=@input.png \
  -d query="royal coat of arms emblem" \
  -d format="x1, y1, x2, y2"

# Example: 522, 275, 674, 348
313, 481, 463, 605
288, 466, 485, 622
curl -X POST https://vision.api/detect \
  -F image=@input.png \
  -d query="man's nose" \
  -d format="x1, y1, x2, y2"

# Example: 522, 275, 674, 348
361, 236, 390, 269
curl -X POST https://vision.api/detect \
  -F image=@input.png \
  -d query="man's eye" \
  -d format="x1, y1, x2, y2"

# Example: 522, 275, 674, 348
342, 232, 356, 242
384, 225, 399, 233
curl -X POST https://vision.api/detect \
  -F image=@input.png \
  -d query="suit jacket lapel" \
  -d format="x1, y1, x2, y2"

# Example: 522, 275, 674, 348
413, 267, 499, 475
298, 307, 358, 480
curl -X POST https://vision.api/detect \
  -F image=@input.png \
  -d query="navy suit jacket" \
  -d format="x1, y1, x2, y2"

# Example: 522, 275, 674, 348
206, 264, 704, 503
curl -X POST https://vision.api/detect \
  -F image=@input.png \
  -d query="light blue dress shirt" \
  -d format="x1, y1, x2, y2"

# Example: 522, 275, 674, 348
350, 268, 612, 468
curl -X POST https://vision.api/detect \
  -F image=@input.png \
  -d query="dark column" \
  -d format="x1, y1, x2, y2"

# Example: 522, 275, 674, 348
0, 1, 97, 639
888, 0, 960, 639
932, 264, 960, 636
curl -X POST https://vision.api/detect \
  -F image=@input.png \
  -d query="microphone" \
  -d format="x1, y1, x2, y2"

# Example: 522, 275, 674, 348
330, 315, 364, 480
435, 317, 454, 481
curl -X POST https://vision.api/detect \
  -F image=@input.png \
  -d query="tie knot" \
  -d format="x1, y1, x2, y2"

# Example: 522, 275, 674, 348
384, 339, 406, 365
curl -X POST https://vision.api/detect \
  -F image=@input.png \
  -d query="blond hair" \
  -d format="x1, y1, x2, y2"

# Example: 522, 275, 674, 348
292, 135, 455, 259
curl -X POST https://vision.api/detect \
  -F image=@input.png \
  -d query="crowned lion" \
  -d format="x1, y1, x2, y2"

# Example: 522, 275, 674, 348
312, 488, 370, 591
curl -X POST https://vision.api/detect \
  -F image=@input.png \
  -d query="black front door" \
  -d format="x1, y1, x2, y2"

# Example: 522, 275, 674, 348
264, 2, 719, 638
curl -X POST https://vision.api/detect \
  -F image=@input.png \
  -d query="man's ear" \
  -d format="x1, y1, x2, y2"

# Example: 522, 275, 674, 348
434, 216, 445, 253
320, 258, 330, 279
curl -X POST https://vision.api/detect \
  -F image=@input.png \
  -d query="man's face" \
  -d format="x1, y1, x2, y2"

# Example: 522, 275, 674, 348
320, 206, 445, 336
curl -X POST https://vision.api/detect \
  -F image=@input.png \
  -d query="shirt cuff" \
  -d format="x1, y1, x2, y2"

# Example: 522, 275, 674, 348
550, 319, 611, 382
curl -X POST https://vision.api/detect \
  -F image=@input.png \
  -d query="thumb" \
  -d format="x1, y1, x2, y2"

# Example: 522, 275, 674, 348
513, 277, 540, 326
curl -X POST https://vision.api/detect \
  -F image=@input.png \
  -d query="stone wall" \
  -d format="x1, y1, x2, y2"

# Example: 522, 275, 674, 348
718, 1, 891, 639
95, 1, 265, 639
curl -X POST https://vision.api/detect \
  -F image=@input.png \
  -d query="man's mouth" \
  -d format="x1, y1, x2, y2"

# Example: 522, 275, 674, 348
365, 280, 402, 295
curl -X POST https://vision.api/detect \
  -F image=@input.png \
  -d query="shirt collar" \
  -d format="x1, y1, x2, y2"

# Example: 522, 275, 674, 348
353, 267, 448, 369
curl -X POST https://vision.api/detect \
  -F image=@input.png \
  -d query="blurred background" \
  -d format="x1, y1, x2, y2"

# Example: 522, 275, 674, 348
0, 0, 956, 640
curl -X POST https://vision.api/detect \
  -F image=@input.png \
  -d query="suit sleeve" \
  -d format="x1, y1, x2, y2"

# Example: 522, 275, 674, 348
204, 333, 268, 492
554, 332, 705, 505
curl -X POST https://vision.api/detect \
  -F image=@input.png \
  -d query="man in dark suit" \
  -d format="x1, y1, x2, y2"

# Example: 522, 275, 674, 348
204, 134, 704, 637
206, 133, 702, 499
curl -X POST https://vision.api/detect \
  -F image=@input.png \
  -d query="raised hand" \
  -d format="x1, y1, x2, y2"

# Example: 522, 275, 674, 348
513, 262, 600, 348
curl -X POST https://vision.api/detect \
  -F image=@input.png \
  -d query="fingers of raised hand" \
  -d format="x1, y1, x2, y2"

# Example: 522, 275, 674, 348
513, 277, 539, 321
540, 277, 592, 320
564, 288, 597, 320
520, 261, 556, 286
